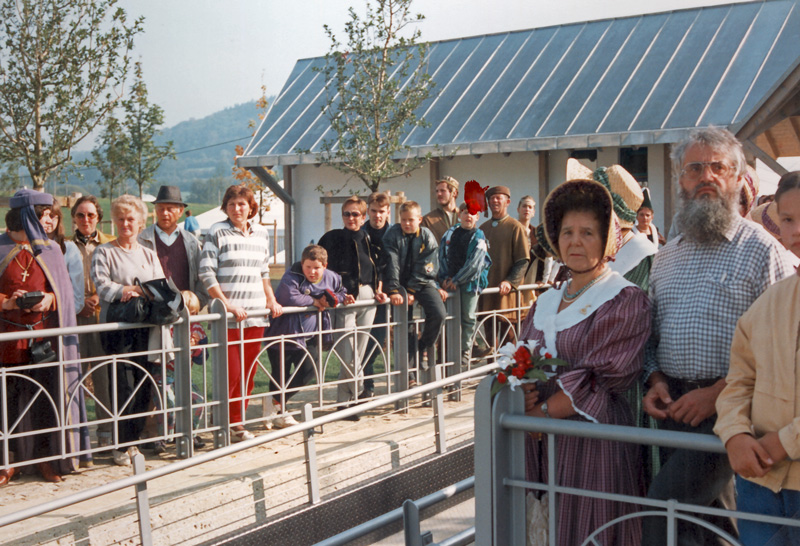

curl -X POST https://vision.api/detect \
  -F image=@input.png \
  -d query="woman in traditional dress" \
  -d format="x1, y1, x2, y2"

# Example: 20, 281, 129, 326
521, 178, 651, 545
199, 185, 282, 443
91, 194, 169, 466
0, 189, 90, 485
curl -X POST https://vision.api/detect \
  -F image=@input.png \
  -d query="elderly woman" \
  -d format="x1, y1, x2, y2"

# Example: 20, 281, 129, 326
199, 185, 282, 442
91, 194, 168, 466
521, 179, 651, 545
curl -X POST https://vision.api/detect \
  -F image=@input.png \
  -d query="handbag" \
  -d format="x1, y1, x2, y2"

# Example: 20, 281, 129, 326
136, 277, 185, 326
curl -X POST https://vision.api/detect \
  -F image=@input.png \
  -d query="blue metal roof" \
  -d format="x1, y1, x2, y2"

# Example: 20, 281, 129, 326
241, 0, 800, 166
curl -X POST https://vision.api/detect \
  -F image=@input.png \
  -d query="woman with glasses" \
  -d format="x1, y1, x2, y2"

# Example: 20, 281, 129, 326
199, 185, 282, 442
318, 196, 386, 413
71, 195, 116, 449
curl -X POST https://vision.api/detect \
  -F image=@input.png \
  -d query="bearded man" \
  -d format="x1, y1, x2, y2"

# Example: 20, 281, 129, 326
641, 127, 793, 546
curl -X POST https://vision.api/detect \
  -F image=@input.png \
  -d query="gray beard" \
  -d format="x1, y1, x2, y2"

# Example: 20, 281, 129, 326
676, 186, 738, 244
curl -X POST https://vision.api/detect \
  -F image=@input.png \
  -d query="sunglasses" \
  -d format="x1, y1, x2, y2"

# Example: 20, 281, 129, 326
342, 211, 362, 218
75, 212, 98, 219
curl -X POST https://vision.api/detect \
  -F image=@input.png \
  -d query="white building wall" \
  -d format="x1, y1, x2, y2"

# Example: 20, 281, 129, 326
288, 145, 669, 256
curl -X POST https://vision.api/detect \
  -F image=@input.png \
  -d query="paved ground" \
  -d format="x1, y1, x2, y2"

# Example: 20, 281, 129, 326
0, 384, 478, 546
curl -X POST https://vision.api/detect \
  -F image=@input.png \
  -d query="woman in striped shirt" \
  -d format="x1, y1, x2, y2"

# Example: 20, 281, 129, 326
199, 186, 282, 442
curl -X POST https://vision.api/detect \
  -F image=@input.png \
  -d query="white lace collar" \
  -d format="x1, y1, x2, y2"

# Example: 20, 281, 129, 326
532, 271, 634, 358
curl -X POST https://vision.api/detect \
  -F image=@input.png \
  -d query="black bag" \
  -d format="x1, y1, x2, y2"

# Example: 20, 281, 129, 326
106, 297, 149, 324
137, 277, 184, 326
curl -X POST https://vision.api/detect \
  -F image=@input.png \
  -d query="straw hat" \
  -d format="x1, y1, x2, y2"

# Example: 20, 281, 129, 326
543, 179, 618, 263
566, 159, 643, 229
750, 201, 781, 241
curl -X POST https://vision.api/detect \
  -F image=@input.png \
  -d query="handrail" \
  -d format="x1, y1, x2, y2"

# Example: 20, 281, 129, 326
0, 364, 496, 528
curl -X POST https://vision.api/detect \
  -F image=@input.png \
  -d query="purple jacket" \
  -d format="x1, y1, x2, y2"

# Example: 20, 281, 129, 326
266, 262, 346, 349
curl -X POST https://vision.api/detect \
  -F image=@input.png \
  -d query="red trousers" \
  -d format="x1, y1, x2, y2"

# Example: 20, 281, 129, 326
228, 327, 264, 425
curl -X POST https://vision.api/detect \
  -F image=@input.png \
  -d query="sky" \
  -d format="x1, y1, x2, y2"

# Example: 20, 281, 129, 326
118, 0, 757, 127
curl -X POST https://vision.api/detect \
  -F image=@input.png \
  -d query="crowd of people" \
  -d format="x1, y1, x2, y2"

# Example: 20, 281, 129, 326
2, 125, 799, 545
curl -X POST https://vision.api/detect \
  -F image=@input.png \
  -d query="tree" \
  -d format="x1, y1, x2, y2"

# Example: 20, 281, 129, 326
0, 0, 142, 190
91, 116, 128, 200
312, 0, 435, 192
120, 62, 175, 198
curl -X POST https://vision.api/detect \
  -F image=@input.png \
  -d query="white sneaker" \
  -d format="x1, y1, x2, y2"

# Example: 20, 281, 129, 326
231, 429, 255, 443
272, 414, 300, 429
112, 449, 131, 466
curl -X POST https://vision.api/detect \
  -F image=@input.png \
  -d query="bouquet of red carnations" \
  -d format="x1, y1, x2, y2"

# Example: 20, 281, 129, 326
490, 340, 568, 397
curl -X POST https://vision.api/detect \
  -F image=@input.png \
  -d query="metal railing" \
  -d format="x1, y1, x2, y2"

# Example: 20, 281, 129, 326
0, 282, 547, 473
475, 376, 800, 546
0, 365, 494, 546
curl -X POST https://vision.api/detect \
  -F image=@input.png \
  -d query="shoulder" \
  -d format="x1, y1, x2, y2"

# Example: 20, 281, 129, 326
179, 227, 200, 244
743, 273, 800, 318
97, 231, 116, 244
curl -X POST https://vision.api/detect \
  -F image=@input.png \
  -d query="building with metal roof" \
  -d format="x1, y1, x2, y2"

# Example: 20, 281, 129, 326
239, 0, 800, 262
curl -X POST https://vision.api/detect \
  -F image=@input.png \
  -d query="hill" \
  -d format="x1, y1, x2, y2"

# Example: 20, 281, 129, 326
35, 98, 278, 202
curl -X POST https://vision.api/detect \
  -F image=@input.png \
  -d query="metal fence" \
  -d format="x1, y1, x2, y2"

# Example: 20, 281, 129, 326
0, 283, 546, 473
475, 376, 800, 546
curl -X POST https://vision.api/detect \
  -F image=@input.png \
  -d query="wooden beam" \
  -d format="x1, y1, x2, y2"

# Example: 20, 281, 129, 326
734, 59, 800, 141
764, 128, 780, 157
284, 166, 294, 265
743, 140, 789, 176
537, 151, 549, 214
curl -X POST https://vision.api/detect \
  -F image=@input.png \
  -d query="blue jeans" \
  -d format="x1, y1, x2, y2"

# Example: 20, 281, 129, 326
459, 288, 479, 355
736, 476, 800, 546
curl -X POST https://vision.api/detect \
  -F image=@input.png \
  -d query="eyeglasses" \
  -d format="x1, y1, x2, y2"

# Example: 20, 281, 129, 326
342, 211, 362, 218
680, 161, 734, 180
75, 212, 98, 219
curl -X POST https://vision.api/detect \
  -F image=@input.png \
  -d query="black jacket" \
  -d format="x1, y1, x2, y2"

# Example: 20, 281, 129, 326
318, 228, 379, 296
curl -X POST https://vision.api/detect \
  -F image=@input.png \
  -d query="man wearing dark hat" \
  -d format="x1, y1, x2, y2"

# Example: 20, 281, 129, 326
138, 186, 208, 308
479, 185, 529, 348
422, 176, 459, 242
0, 189, 91, 485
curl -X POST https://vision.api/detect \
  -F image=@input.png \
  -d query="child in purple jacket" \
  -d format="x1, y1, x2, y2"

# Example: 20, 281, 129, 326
264, 245, 347, 428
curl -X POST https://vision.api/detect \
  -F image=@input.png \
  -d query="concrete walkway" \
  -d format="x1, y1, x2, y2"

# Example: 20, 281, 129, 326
0, 386, 477, 546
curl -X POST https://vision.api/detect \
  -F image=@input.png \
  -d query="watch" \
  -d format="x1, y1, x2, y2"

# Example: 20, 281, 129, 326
540, 401, 551, 418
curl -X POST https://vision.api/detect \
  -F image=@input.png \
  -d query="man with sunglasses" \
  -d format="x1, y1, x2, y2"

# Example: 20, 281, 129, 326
641, 127, 793, 545
71, 194, 116, 448
319, 196, 387, 416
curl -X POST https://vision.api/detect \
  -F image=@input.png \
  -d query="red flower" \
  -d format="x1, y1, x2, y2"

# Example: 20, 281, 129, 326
512, 366, 526, 379
497, 372, 507, 384
513, 346, 531, 367
544, 352, 553, 359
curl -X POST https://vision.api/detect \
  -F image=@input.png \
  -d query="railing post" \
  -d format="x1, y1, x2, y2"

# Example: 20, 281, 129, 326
432, 365, 446, 454
474, 376, 494, 545
132, 448, 153, 546
209, 299, 230, 448
172, 308, 194, 458
444, 289, 462, 402
302, 403, 321, 505
394, 288, 409, 413
403, 499, 432, 546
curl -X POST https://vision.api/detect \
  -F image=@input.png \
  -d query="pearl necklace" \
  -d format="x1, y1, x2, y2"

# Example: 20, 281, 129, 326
562, 268, 610, 303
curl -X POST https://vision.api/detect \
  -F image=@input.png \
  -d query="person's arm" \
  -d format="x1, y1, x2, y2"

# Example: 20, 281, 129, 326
263, 278, 282, 318
65, 241, 85, 314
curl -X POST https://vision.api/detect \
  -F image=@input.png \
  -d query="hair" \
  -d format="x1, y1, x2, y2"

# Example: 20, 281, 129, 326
221, 185, 258, 219
71, 194, 103, 222
436, 176, 459, 196
398, 201, 421, 216
367, 192, 391, 208
341, 196, 367, 216
671, 127, 747, 182
185, 210, 192, 217
775, 171, 800, 207
48, 204, 68, 254
548, 186, 611, 251
301, 244, 328, 264
458, 202, 470, 213
518, 195, 536, 208
5, 205, 49, 233
181, 290, 201, 315
111, 194, 148, 231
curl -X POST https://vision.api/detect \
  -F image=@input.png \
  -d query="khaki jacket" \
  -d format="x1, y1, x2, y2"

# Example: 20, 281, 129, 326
715, 273, 800, 493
